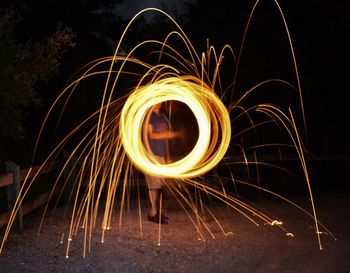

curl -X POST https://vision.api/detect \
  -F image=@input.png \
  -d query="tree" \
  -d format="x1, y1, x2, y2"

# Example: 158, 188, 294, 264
0, 7, 75, 161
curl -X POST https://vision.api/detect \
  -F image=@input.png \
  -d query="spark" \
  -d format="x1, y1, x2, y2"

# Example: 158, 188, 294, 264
270, 220, 283, 226
0, 2, 337, 257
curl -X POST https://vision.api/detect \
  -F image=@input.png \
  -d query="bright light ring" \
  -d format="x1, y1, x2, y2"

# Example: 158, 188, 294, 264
120, 76, 231, 179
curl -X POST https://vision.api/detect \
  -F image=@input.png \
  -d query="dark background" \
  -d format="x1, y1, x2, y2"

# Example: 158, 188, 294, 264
0, 0, 348, 194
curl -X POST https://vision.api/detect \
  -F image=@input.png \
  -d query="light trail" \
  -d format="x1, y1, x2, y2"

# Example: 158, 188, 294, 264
120, 76, 231, 179
0, 1, 336, 257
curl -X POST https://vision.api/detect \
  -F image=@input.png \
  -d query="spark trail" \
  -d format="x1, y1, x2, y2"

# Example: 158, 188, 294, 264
0, 2, 336, 258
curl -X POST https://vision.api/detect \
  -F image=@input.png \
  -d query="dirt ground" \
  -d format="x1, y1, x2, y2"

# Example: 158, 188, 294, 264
0, 193, 349, 273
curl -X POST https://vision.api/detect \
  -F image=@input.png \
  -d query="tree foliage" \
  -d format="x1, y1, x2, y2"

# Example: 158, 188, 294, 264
0, 7, 75, 140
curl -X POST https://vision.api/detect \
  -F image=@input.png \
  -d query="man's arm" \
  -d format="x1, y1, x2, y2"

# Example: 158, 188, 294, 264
147, 124, 181, 140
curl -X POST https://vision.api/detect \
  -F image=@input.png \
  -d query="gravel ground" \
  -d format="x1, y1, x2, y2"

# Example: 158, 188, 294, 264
0, 193, 349, 273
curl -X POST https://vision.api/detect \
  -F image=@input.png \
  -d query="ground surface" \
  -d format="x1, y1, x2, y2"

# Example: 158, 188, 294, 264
0, 193, 349, 273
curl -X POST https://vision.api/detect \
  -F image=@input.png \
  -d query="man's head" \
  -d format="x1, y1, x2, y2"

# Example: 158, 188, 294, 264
152, 102, 162, 113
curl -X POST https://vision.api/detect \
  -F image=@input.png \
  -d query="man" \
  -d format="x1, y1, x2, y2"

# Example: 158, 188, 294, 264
145, 102, 182, 224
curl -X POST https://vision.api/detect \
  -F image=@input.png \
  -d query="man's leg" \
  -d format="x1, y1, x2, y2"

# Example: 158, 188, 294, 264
148, 188, 158, 217
146, 176, 168, 224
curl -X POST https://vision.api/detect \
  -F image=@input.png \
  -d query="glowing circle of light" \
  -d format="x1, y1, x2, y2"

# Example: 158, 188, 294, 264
120, 76, 231, 179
